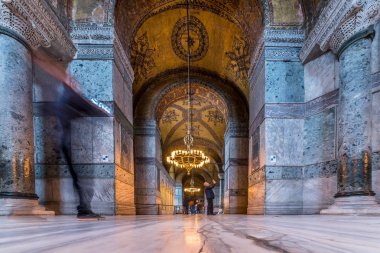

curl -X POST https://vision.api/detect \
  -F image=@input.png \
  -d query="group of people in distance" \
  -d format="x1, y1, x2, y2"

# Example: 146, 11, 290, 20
183, 179, 217, 215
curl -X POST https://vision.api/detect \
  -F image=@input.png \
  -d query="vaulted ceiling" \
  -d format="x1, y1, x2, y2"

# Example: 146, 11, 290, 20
115, 0, 264, 97
157, 83, 226, 180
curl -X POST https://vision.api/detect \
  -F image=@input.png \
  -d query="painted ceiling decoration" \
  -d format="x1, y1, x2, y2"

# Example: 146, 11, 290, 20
225, 35, 250, 85
155, 83, 228, 123
171, 15, 209, 62
156, 84, 227, 167
205, 110, 224, 126
115, 0, 263, 51
130, 32, 156, 80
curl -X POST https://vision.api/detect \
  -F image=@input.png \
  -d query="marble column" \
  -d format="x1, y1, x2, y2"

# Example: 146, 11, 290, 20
218, 172, 224, 212
224, 123, 248, 214
322, 29, 380, 214
0, 34, 53, 215
134, 121, 160, 215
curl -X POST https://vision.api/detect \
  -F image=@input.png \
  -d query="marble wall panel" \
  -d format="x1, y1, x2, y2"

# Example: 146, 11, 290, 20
302, 176, 336, 214
259, 122, 266, 167
134, 135, 157, 158
70, 117, 114, 164
228, 137, 249, 159
372, 91, 380, 152
226, 166, 248, 189
35, 164, 115, 179
250, 65, 265, 123
371, 23, 380, 74
265, 61, 304, 103
265, 119, 304, 166
71, 117, 93, 164
303, 108, 336, 165
69, 60, 113, 101
304, 52, 339, 102
93, 117, 115, 163
247, 182, 265, 214
34, 116, 64, 164
265, 179, 303, 214
115, 175, 135, 215
36, 177, 115, 215
373, 168, 380, 203
113, 62, 129, 118
33, 65, 61, 102
250, 129, 260, 173
134, 164, 157, 189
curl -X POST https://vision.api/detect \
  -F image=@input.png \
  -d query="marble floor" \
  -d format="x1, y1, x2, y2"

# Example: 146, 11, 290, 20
1, 215, 380, 253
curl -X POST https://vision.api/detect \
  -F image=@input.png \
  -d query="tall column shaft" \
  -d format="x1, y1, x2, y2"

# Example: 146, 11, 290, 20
321, 30, 380, 215
336, 35, 374, 197
218, 174, 224, 211
0, 34, 35, 199
224, 123, 248, 214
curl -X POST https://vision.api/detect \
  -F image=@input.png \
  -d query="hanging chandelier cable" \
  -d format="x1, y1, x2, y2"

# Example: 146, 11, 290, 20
166, 0, 210, 175
186, 0, 191, 138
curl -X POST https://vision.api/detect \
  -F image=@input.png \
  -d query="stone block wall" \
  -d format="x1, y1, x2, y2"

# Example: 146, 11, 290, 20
371, 23, 380, 202
302, 52, 339, 214
34, 24, 135, 214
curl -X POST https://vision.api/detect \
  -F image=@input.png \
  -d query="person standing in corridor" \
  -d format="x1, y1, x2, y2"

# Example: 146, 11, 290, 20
204, 179, 216, 215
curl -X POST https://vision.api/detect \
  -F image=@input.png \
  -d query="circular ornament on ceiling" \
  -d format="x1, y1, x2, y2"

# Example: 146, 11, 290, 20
171, 15, 209, 62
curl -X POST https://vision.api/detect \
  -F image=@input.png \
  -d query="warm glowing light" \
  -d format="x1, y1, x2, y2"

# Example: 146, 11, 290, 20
166, 149, 210, 175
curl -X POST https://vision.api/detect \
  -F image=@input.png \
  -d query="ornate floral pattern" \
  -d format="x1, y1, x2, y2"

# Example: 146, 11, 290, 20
225, 36, 250, 82
205, 110, 224, 126
131, 32, 156, 79
161, 110, 179, 124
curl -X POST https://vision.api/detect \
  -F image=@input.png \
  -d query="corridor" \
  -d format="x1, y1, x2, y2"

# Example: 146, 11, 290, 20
1, 215, 379, 253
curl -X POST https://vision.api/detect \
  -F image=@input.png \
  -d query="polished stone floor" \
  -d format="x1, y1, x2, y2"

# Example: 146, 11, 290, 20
1, 215, 380, 253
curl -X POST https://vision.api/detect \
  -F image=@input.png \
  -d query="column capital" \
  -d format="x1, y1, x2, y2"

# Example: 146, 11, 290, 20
0, 0, 76, 60
300, 0, 380, 63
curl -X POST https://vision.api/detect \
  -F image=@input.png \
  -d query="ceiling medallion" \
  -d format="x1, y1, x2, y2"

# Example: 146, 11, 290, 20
166, 1, 210, 175
171, 15, 209, 62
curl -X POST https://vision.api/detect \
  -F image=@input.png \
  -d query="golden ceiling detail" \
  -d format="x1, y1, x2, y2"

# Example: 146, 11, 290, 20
225, 35, 250, 84
171, 15, 209, 62
183, 124, 202, 136
205, 110, 224, 126
162, 110, 180, 124
130, 32, 156, 79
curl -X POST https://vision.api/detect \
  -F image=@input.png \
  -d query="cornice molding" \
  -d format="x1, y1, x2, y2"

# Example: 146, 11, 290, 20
300, 0, 380, 63
1, 0, 76, 60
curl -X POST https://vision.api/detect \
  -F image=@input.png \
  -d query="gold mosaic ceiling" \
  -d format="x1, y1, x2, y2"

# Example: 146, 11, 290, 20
129, 8, 250, 96
157, 84, 227, 157
115, 0, 264, 97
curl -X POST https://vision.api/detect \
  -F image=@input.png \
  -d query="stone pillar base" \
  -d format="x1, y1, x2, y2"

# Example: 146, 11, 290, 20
0, 198, 55, 216
247, 206, 264, 215
136, 205, 159, 215
224, 206, 247, 214
321, 196, 380, 215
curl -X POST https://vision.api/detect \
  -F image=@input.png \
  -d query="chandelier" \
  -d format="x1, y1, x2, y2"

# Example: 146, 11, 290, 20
166, 0, 210, 175
184, 171, 201, 193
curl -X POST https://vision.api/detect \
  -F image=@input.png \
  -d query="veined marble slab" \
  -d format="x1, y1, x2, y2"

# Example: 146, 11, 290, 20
0, 215, 379, 253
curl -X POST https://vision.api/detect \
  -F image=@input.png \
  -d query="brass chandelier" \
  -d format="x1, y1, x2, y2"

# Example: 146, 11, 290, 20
166, 0, 210, 175
184, 172, 201, 193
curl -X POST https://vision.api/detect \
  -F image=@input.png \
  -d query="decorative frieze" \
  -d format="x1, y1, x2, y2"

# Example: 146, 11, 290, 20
70, 25, 114, 44
301, 0, 380, 62
265, 47, 301, 61
76, 44, 114, 59
0, 0, 76, 60
264, 28, 304, 47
